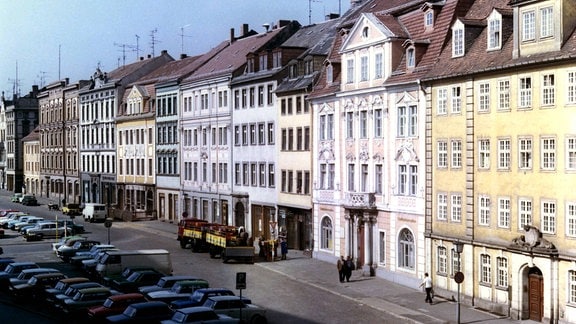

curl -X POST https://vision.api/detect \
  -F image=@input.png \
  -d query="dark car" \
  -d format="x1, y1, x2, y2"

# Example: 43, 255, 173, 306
60, 287, 114, 314
20, 195, 38, 206
161, 306, 239, 324
10, 272, 67, 299
0, 258, 15, 271
87, 292, 147, 321
138, 275, 200, 294
0, 262, 39, 290
111, 269, 166, 293
9, 268, 60, 287
44, 277, 91, 304
170, 288, 236, 310
106, 301, 173, 323
146, 280, 210, 304
57, 239, 101, 262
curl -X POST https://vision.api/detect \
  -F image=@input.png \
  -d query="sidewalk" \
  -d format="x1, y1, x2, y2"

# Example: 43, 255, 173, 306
127, 219, 520, 324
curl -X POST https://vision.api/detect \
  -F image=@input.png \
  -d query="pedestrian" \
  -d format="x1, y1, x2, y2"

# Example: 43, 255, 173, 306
345, 256, 355, 282
419, 272, 433, 304
337, 256, 345, 282
280, 238, 288, 260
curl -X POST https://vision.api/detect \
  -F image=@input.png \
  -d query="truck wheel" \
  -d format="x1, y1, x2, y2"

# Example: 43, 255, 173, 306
180, 240, 187, 249
251, 314, 267, 324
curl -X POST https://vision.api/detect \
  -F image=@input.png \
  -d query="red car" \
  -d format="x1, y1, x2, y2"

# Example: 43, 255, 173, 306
87, 292, 147, 321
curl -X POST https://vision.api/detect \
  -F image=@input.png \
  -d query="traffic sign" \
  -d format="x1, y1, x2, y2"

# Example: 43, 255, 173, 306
454, 271, 464, 284
236, 272, 246, 289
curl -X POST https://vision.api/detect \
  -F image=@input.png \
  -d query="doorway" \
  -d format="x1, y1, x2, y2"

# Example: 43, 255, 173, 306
528, 267, 543, 321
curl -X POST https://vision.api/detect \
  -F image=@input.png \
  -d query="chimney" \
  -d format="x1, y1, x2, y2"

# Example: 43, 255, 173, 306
242, 24, 249, 36
350, 0, 362, 7
277, 20, 291, 28
230, 28, 235, 43
326, 13, 340, 20
147, 54, 152, 59
180, 54, 188, 59
161, 50, 167, 55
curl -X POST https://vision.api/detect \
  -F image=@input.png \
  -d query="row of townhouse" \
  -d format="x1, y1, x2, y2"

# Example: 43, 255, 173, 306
9, 0, 576, 322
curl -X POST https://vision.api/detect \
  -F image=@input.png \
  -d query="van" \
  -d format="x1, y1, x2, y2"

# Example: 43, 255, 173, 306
95, 249, 172, 278
82, 203, 107, 222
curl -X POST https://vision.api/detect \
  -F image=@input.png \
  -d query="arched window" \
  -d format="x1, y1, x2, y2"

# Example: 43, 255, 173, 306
398, 228, 415, 269
321, 216, 333, 250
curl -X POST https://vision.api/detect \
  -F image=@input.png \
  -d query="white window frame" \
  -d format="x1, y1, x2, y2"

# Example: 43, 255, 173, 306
518, 137, 532, 170
541, 137, 556, 171
566, 202, 576, 238
488, 15, 501, 50
498, 197, 510, 228
451, 140, 462, 168
479, 195, 491, 226
438, 246, 447, 275
569, 271, 576, 304
479, 82, 490, 112
542, 74, 555, 106
375, 53, 383, 79
479, 139, 490, 169
437, 141, 448, 168
346, 58, 354, 84
498, 79, 510, 111
451, 194, 462, 222
522, 10, 535, 41
541, 200, 556, 234
437, 193, 447, 220
496, 257, 508, 288
568, 71, 576, 104
518, 198, 533, 229
437, 88, 448, 115
406, 48, 415, 68
497, 138, 511, 170
453, 27, 464, 57
540, 6, 554, 38
480, 254, 491, 284
519, 76, 532, 108
360, 56, 368, 81
567, 136, 576, 170
451, 86, 461, 113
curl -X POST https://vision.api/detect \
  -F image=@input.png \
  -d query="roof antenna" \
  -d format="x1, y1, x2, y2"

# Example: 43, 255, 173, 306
262, 23, 270, 32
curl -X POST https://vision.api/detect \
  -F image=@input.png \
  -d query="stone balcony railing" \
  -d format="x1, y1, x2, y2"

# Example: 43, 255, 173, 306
344, 192, 376, 209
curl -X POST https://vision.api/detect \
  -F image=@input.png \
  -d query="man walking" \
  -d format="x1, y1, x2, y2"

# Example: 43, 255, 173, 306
337, 256, 345, 282
420, 272, 433, 304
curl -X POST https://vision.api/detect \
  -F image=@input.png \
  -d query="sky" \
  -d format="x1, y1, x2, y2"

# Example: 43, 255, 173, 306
0, 0, 350, 97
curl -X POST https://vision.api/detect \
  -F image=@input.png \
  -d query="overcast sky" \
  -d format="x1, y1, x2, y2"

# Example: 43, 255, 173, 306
0, 0, 350, 97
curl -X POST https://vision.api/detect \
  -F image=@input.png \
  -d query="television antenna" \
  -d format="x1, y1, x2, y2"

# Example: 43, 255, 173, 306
36, 71, 48, 88
308, 0, 322, 25
114, 42, 137, 67
179, 24, 192, 55
7, 61, 21, 97
150, 28, 161, 57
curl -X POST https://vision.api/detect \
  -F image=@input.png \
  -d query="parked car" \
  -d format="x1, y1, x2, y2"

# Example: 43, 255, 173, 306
111, 269, 166, 293
11, 193, 23, 203
4, 214, 32, 229
0, 262, 39, 290
13, 216, 44, 232
58, 219, 85, 235
24, 221, 73, 241
57, 239, 101, 262
69, 244, 116, 266
10, 272, 66, 299
202, 296, 267, 324
0, 258, 15, 271
53, 281, 105, 308
60, 287, 114, 314
51, 235, 87, 253
138, 275, 200, 294
21, 195, 38, 206
87, 293, 148, 321
145, 280, 210, 303
105, 301, 173, 323
170, 288, 237, 310
161, 306, 239, 324
9, 268, 60, 287
0, 212, 27, 227
44, 277, 91, 304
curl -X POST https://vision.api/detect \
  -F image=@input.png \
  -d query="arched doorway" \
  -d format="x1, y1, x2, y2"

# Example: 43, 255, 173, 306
528, 267, 543, 321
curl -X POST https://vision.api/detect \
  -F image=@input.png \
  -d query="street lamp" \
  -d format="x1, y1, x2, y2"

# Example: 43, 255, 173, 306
453, 240, 464, 324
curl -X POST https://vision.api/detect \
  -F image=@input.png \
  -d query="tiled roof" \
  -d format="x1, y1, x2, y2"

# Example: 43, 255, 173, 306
22, 126, 40, 142
422, 0, 576, 81
106, 51, 173, 81
185, 22, 300, 83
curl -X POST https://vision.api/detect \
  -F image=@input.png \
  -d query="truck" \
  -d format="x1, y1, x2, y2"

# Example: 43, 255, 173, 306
95, 249, 172, 278
176, 218, 208, 250
61, 204, 82, 216
206, 225, 254, 264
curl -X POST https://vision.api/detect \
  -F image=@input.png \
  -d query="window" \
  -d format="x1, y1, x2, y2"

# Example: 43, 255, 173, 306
259, 163, 266, 187
438, 141, 448, 168
496, 257, 508, 288
567, 137, 576, 170
346, 58, 354, 83
568, 72, 576, 104
437, 193, 447, 220
319, 115, 326, 141
406, 48, 415, 68
453, 27, 464, 57
519, 77, 532, 108
346, 112, 354, 139
518, 137, 532, 170
398, 105, 417, 137
541, 137, 556, 170
360, 164, 368, 192
542, 74, 555, 106
438, 247, 447, 275
480, 254, 491, 284
374, 53, 383, 79
258, 123, 265, 145
451, 194, 462, 222
374, 109, 382, 137
569, 271, 576, 304
488, 16, 501, 49
267, 123, 274, 144
479, 139, 490, 169
451, 140, 462, 168
541, 200, 556, 234
479, 195, 491, 226
361, 26, 369, 38
497, 139, 511, 170
234, 163, 241, 185
498, 197, 510, 228
522, 10, 535, 41
242, 163, 248, 185
451, 87, 461, 113
437, 88, 447, 115
267, 85, 274, 105
452, 249, 461, 275
360, 56, 368, 81
347, 164, 355, 191
398, 164, 417, 196
519, 198, 533, 228
268, 163, 275, 187
241, 125, 248, 146
321, 216, 333, 250
567, 202, 576, 237
304, 127, 310, 151
498, 79, 510, 110
479, 83, 490, 112
375, 164, 383, 194
379, 232, 386, 265
319, 164, 326, 189
398, 229, 415, 270
540, 7, 553, 38
250, 124, 256, 145
328, 164, 335, 190
359, 111, 367, 138
425, 11, 434, 27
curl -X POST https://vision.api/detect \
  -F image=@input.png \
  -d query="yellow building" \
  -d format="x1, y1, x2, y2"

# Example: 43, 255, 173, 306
426, 0, 576, 322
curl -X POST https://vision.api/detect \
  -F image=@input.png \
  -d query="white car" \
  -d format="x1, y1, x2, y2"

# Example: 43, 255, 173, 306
203, 296, 267, 324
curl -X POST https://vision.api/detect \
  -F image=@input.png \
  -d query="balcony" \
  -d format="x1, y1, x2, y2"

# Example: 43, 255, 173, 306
344, 192, 376, 209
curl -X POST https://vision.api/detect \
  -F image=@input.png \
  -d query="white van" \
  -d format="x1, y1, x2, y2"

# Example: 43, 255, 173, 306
82, 203, 107, 222
95, 249, 172, 277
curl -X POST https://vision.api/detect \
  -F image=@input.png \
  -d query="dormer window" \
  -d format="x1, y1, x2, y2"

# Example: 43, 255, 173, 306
521, 10, 535, 42
540, 6, 553, 38
326, 63, 333, 84
452, 24, 464, 57
487, 12, 502, 50
406, 47, 415, 69
259, 54, 268, 71
247, 58, 255, 73
273, 51, 282, 68
289, 64, 298, 78
425, 10, 434, 28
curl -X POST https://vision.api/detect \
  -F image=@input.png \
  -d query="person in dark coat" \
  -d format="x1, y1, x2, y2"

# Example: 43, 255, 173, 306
337, 256, 345, 282
344, 256, 355, 282
280, 238, 288, 260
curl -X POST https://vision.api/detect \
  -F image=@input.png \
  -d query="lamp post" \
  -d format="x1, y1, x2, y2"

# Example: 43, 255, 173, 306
453, 241, 465, 324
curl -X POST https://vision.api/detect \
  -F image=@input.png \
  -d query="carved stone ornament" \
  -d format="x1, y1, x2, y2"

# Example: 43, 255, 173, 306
510, 225, 555, 250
